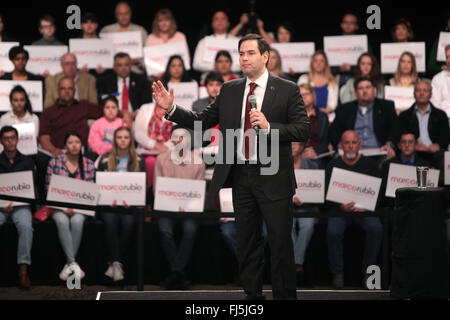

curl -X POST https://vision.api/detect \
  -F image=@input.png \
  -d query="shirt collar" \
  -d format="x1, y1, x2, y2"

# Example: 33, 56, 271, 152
357, 102, 374, 114
400, 154, 415, 165
245, 68, 269, 91
414, 103, 431, 114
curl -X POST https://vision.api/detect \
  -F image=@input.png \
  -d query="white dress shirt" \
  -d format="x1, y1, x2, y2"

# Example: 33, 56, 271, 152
117, 76, 132, 111
431, 70, 450, 120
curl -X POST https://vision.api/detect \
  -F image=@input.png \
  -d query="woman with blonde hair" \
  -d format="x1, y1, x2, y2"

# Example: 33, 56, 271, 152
97, 126, 146, 282
389, 51, 420, 87
268, 47, 292, 81
297, 50, 338, 122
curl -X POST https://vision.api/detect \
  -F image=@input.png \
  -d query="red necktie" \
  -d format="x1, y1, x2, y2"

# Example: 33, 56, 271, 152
243, 82, 258, 159
122, 79, 129, 111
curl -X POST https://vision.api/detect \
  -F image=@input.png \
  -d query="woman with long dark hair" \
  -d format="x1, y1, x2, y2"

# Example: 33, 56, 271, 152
45, 131, 95, 281
161, 55, 194, 88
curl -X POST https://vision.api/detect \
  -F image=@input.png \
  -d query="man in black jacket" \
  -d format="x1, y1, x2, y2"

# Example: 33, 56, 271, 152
330, 76, 399, 157
97, 52, 152, 120
398, 80, 450, 168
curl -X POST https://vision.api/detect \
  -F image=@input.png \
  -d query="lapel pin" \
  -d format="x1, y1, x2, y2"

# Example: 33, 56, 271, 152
270, 86, 275, 91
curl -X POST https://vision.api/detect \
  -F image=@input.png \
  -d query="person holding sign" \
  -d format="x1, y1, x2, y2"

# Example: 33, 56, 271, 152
431, 44, 450, 119
152, 34, 310, 300
97, 126, 146, 282
0, 126, 35, 290
389, 52, 420, 88
210, 50, 240, 84
0, 46, 44, 82
161, 55, 196, 88
325, 130, 382, 289
45, 131, 95, 281
391, 18, 414, 43
427, 14, 450, 77
154, 127, 205, 290
267, 48, 293, 81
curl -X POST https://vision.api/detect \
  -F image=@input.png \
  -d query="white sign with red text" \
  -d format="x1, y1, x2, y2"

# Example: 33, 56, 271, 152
96, 172, 146, 206
324, 35, 368, 66
437, 32, 450, 62
143, 42, 191, 75
0, 42, 20, 72
100, 31, 143, 59
386, 163, 440, 197
23, 45, 67, 75
13, 123, 37, 155
271, 42, 315, 73
154, 177, 206, 212
69, 38, 114, 69
0, 80, 43, 112
202, 36, 240, 71
294, 169, 325, 203
219, 188, 235, 222
384, 85, 415, 113
380, 42, 426, 73
47, 175, 99, 216
326, 168, 381, 211
168, 82, 198, 110
0, 171, 35, 207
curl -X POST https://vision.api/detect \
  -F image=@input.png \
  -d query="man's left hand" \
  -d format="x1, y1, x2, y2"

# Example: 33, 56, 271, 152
381, 144, 396, 157
428, 143, 440, 153
250, 109, 269, 130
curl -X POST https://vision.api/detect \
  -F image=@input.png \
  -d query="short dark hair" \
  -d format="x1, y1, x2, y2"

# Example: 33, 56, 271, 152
353, 76, 377, 91
81, 12, 98, 24
0, 125, 18, 139
275, 21, 295, 39
205, 71, 224, 85
114, 52, 131, 61
238, 33, 270, 56
9, 46, 29, 61
215, 50, 232, 63
399, 130, 418, 141
100, 95, 119, 108
38, 14, 55, 28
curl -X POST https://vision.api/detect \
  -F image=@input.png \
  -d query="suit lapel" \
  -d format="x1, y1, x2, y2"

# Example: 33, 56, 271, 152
233, 79, 247, 129
261, 74, 277, 115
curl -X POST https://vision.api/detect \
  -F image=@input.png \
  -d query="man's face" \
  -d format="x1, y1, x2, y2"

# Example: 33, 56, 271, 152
355, 80, 377, 105
80, 20, 98, 35
12, 53, 27, 72
341, 14, 358, 35
1, 130, 18, 153
215, 56, 232, 76
340, 131, 361, 161
61, 54, 77, 78
206, 80, 222, 99
414, 82, 432, 105
211, 11, 229, 34
239, 40, 268, 78
114, 56, 132, 78
398, 134, 416, 158
39, 19, 55, 38
115, 3, 131, 27
58, 78, 75, 103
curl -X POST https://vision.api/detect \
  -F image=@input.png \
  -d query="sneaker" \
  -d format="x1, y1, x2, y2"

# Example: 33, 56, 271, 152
105, 263, 114, 279
59, 264, 71, 281
332, 273, 344, 288
112, 262, 124, 282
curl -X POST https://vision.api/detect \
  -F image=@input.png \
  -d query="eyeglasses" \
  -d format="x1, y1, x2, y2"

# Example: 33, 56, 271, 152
400, 140, 415, 145
1, 136, 18, 141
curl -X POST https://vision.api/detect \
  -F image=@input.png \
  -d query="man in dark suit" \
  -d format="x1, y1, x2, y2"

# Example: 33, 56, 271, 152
152, 34, 310, 300
398, 80, 450, 168
330, 76, 400, 157
97, 52, 152, 119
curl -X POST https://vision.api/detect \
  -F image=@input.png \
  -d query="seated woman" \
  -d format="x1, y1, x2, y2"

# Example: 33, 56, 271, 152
45, 131, 95, 282
297, 50, 338, 123
97, 126, 146, 282
268, 47, 293, 81
161, 55, 197, 88
339, 52, 385, 104
201, 50, 239, 85
0, 46, 44, 82
389, 51, 420, 88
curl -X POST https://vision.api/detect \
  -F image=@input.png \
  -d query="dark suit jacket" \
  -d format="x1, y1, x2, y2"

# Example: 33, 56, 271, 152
330, 98, 400, 149
0, 71, 44, 82
97, 71, 152, 111
314, 110, 330, 155
167, 73, 310, 201
398, 103, 450, 150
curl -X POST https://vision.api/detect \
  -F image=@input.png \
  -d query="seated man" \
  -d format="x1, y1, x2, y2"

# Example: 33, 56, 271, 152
330, 76, 399, 158
44, 53, 98, 108
399, 80, 450, 168
0, 126, 35, 290
431, 44, 450, 121
325, 130, 383, 289
97, 52, 152, 120
192, 72, 224, 113
153, 126, 205, 290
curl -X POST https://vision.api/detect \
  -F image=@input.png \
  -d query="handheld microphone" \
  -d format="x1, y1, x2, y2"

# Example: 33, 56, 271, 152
248, 95, 259, 131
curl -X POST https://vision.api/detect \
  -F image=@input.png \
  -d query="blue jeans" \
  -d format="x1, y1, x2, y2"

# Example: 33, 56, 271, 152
157, 217, 198, 273
52, 211, 85, 263
292, 217, 316, 266
102, 211, 136, 262
220, 221, 237, 256
327, 216, 382, 275
0, 206, 33, 265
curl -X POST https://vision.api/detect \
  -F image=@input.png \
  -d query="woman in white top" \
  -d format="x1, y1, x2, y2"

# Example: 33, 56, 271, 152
0, 85, 39, 136
297, 50, 338, 122
389, 51, 420, 88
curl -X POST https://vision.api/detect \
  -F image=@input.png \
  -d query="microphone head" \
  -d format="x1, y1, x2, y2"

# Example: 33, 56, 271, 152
248, 95, 257, 108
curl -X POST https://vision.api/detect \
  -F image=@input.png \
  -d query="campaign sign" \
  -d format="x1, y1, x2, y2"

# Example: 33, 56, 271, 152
0, 171, 35, 207
323, 35, 368, 66
96, 172, 146, 206
143, 42, 191, 75
0, 42, 20, 72
437, 32, 450, 62
271, 42, 315, 73
326, 168, 381, 211
0, 80, 43, 112
219, 188, 234, 212
294, 169, 325, 203
100, 31, 143, 59
202, 36, 240, 71
384, 85, 415, 113
380, 42, 426, 73
47, 175, 99, 216
23, 45, 68, 75
386, 163, 440, 197
168, 82, 198, 110
154, 177, 206, 212
69, 38, 114, 69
